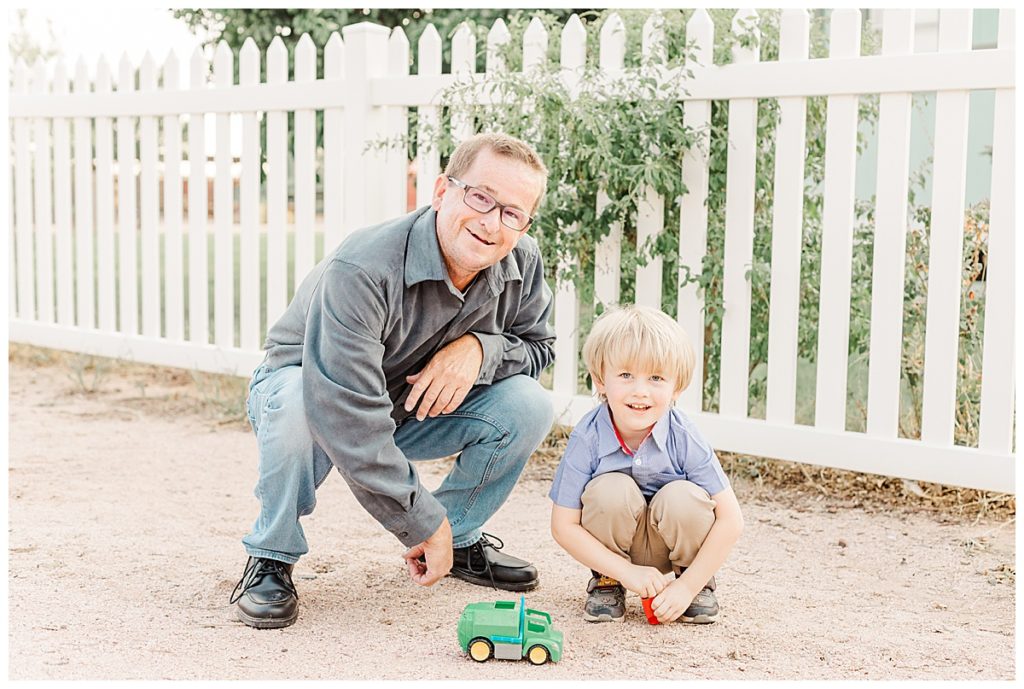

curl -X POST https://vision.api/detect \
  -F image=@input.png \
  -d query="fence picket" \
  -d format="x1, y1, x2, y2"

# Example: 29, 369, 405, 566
187, 47, 208, 344
238, 39, 261, 351
814, 9, 861, 432
416, 25, 442, 209
294, 35, 316, 287
718, 9, 760, 418
594, 14, 626, 312
382, 27, 410, 219
53, 60, 74, 327
677, 10, 714, 413
140, 53, 161, 338
978, 10, 1015, 454
31, 59, 54, 324
451, 22, 477, 144
213, 42, 235, 348
765, 9, 810, 425
162, 51, 184, 341
866, 9, 915, 437
94, 57, 116, 331
486, 18, 511, 73
920, 10, 973, 445
73, 58, 95, 329
13, 61, 34, 320
323, 33, 345, 250
265, 37, 288, 327
552, 15, 585, 403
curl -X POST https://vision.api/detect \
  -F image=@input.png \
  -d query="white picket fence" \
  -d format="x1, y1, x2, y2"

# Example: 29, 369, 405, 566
8, 10, 1016, 492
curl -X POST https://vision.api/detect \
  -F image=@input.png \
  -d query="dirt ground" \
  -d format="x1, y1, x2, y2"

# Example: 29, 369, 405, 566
6, 347, 1016, 680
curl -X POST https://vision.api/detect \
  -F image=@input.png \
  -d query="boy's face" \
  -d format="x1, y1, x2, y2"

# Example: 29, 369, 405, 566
596, 361, 679, 439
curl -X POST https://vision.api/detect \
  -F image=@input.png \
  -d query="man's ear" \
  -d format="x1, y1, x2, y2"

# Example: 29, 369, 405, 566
431, 174, 448, 210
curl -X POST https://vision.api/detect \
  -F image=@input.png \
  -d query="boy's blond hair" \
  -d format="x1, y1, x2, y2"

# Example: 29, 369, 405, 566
583, 305, 696, 397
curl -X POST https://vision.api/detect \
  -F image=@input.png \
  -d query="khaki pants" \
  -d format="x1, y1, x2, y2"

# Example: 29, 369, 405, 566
581, 472, 717, 574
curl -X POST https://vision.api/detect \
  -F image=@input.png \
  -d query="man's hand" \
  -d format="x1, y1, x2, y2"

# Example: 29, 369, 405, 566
404, 334, 484, 421
402, 517, 453, 587
619, 564, 675, 599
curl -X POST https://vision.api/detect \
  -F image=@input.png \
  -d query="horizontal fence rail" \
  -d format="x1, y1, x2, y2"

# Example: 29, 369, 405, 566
8, 9, 1016, 492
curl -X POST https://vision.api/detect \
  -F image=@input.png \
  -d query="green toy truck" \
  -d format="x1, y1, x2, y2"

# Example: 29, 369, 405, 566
457, 597, 564, 665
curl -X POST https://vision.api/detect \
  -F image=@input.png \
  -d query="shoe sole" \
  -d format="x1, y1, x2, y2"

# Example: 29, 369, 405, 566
583, 612, 625, 623
678, 613, 717, 624
236, 607, 298, 630
449, 570, 539, 592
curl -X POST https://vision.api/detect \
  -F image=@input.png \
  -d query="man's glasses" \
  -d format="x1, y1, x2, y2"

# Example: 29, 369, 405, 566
448, 176, 534, 232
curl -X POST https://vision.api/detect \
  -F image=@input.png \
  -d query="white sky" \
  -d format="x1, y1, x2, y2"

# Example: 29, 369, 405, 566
11, 5, 208, 70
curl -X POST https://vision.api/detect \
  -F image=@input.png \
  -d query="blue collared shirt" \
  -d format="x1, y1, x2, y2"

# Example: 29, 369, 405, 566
549, 403, 730, 509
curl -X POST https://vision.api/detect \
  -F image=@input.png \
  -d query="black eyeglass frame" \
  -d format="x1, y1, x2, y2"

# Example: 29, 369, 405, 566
447, 175, 535, 232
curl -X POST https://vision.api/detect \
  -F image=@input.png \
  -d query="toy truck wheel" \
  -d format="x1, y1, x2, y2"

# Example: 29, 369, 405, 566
468, 638, 493, 662
526, 644, 550, 666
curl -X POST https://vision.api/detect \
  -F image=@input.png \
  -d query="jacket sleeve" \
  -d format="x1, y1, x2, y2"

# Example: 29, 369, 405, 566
301, 259, 447, 548
473, 246, 556, 384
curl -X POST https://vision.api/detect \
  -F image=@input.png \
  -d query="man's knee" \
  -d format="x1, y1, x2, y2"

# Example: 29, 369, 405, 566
494, 375, 555, 444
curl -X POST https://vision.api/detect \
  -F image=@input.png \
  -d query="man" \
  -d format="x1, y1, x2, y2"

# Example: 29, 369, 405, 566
230, 133, 556, 629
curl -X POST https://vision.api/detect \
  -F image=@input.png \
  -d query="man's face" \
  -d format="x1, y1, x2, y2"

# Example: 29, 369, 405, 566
432, 149, 543, 291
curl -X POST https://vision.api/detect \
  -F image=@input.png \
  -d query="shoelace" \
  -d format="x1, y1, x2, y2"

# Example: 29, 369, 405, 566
463, 532, 504, 590
229, 557, 298, 604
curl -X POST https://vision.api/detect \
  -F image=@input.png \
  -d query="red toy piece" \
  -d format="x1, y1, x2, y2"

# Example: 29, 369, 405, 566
641, 597, 659, 625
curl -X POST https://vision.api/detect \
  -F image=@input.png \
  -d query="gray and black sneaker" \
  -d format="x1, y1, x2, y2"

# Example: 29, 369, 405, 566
584, 572, 626, 622
678, 575, 719, 624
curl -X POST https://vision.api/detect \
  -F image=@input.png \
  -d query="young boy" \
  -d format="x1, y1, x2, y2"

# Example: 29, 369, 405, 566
549, 305, 743, 624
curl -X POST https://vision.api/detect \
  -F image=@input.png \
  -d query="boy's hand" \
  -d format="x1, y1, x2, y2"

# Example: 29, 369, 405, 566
620, 565, 674, 599
651, 577, 702, 623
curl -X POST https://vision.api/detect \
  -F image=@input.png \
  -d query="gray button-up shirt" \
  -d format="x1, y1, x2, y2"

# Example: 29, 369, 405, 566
262, 206, 555, 547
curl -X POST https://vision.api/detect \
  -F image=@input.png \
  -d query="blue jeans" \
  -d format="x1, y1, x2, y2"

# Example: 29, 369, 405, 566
241, 364, 555, 564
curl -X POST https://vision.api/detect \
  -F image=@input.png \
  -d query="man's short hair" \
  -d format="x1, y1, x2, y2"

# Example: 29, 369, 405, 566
583, 305, 696, 397
443, 132, 549, 214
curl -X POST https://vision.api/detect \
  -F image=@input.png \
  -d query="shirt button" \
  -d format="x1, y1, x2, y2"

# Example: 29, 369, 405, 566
399, 531, 409, 538
634, 458, 642, 466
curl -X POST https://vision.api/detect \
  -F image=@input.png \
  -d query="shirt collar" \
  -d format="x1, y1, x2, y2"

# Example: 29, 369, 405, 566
595, 402, 671, 456
404, 207, 523, 298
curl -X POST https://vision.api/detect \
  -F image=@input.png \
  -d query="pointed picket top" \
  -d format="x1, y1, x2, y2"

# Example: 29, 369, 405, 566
731, 9, 760, 63
997, 9, 1014, 47
451, 21, 476, 74
73, 56, 90, 93
296, 33, 316, 81
53, 58, 69, 94
829, 8, 861, 57
642, 12, 667, 63
214, 40, 234, 86
486, 18, 511, 73
388, 26, 410, 77
561, 14, 586, 70
267, 36, 288, 82
162, 49, 180, 90
239, 37, 260, 84
325, 32, 344, 79
599, 12, 626, 73
190, 46, 207, 88
418, 23, 442, 76
13, 58, 28, 93
523, 16, 548, 72
686, 9, 715, 68
779, 9, 811, 60
31, 58, 49, 95
139, 51, 157, 90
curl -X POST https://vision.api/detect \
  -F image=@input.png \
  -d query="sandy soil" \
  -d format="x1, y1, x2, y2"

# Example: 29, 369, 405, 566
7, 353, 1016, 680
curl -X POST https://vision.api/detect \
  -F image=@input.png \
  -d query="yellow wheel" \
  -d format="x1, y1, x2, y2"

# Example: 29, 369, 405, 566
468, 638, 493, 662
527, 644, 550, 666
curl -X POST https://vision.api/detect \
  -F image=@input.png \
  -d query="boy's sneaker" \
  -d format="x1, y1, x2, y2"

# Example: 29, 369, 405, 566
678, 575, 718, 624
584, 573, 625, 622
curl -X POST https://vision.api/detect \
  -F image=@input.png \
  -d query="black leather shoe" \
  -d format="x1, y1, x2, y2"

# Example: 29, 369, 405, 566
230, 556, 299, 629
450, 533, 539, 592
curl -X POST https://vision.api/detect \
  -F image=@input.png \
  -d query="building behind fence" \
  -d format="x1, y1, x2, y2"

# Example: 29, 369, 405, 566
8, 9, 1016, 492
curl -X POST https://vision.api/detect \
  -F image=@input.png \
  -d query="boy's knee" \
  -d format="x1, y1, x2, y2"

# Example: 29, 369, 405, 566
650, 480, 716, 529
581, 472, 646, 520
